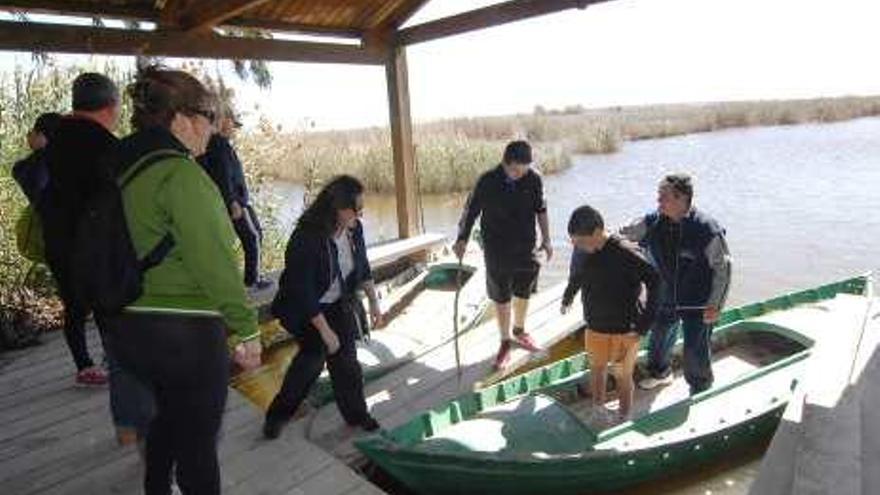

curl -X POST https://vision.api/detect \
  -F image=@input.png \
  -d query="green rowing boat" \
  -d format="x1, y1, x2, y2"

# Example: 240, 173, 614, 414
355, 276, 870, 494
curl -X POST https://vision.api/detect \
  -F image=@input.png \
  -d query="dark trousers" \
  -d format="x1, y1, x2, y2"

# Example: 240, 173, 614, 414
646, 307, 714, 394
266, 301, 369, 425
43, 223, 95, 371
232, 204, 262, 286
103, 312, 229, 495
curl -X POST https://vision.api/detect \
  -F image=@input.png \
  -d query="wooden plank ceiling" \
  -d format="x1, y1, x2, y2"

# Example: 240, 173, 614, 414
0, 0, 604, 62
0, 0, 429, 37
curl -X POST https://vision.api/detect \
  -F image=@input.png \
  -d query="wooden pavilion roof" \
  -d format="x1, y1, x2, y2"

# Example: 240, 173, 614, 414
0, 0, 606, 63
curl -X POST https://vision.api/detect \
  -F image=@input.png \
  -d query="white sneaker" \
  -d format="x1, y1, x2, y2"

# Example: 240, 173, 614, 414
638, 374, 674, 390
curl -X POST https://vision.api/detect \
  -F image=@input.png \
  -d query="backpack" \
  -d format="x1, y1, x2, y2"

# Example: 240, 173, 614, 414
72, 149, 185, 315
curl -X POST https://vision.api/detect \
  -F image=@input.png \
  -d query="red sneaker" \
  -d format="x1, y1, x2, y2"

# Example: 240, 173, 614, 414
512, 331, 542, 353
75, 366, 108, 386
493, 340, 513, 370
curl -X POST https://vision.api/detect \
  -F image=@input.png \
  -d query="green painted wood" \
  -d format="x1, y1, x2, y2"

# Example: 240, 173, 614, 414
354, 275, 869, 495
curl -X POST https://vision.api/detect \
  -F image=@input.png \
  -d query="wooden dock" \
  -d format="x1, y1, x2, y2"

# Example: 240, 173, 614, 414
0, 328, 385, 495
750, 288, 880, 495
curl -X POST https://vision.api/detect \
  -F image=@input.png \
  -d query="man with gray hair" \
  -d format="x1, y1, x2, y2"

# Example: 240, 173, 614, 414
620, 173, 731, 395
42, 72, 121, 386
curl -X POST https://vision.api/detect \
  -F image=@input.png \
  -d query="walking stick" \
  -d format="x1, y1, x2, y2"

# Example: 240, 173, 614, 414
453, 257, 464, 387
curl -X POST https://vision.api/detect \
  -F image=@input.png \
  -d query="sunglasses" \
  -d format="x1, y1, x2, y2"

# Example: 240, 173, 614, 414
187, 108, 217, 124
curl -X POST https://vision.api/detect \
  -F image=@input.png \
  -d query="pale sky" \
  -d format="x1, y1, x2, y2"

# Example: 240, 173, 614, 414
2, 0, 879, 130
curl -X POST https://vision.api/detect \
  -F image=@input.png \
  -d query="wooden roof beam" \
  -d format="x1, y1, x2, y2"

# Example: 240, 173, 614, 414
177, 0, 272, 33
397, 0, 611, 46
0, 19, 384, 64
0, 0, 155, 21
0, 1, 364, 39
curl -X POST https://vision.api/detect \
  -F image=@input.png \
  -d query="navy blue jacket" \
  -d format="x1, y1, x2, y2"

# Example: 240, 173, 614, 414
640, 208, 724, 308
271, 220, 372, 337
197, 134, 249, 209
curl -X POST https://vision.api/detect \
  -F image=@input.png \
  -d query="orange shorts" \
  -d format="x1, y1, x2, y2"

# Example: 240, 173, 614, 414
585, 330, 640, 373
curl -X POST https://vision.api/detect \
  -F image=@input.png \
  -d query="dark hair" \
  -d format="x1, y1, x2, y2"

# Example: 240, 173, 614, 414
72, 73, 119, 112
296, 175, 364, 237
502, 140, 532, 165
127, 65, 215, 131
568, 205, 604, 236
660, 173, 694, 203
32, 112, 63, 139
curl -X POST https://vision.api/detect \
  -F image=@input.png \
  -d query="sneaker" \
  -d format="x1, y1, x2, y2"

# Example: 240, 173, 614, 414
493, 340, 514, 370
75, 366, 108, 386
638, 373, 674, 390
512, 331, 542, 353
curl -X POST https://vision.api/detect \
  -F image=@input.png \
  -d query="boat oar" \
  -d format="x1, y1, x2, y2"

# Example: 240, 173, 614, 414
453, 258, 464, 387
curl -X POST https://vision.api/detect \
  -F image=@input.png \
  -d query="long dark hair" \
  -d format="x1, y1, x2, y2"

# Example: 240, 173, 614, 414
296, 175, 364, 237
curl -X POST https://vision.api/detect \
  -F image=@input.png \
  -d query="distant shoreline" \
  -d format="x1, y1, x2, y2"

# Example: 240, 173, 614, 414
240, 95, 880, 194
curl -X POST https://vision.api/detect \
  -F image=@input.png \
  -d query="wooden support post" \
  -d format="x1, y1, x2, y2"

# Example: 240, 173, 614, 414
386, 44, 420, 239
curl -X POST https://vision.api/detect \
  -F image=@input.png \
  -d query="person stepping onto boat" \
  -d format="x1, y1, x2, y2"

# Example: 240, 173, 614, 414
264, 175, 383, 439
562, 205, 660, 423
454, 140, 552, 371
620, 173, 732, 395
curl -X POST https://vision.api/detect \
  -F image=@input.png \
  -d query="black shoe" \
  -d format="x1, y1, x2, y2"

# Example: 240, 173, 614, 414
350, 415, 381, 432
263, 417, 286, 440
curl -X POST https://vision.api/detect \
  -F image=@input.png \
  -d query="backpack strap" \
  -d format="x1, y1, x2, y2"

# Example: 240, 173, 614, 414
119, 149, 188, 272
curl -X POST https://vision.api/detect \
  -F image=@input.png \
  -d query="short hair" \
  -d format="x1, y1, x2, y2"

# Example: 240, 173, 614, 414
32, 112, 63, 139
568, 205, 604, 236
127, 65, 215, 131
502, 140, 532, 165
72, 73, 119, 112
660, 173, 694, 203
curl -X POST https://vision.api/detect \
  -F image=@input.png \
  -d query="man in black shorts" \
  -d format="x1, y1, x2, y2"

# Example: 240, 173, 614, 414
454, 140, 553, 370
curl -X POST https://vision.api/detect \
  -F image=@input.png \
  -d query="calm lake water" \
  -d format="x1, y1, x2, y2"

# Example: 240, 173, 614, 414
259, 116, 880, 494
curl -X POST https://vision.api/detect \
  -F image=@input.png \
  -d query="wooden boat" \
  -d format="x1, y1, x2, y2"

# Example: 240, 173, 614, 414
232, 247, 489, 410
354, 276, 870, 495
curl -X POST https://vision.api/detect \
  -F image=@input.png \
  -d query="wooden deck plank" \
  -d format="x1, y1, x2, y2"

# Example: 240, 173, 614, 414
0, 321, 385, 495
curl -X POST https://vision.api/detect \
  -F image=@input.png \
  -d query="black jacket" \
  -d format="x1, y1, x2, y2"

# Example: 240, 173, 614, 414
456, 165, 546, 261
562, 235, 660, 335
42, 116, 118, 241
271, 220, 373, 337
198, 134, 249, 209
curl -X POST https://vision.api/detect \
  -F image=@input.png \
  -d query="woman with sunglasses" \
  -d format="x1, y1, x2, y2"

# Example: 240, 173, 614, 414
263, 174, 382, 439
101, 66, 261, 495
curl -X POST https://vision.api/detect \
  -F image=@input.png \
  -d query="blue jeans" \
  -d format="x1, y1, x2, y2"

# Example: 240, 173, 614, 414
646, 307, 714, 394
103, 335, 155, 439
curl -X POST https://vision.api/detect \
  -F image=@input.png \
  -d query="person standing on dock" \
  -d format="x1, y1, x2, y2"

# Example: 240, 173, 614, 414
41, 73, 121, 386
454, 140, 552, 371
620, 173, 732, 395
561, 205, 660, 423
198, 104, 272, 291
100, 66, 262, 494
263, 175, 383, 439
